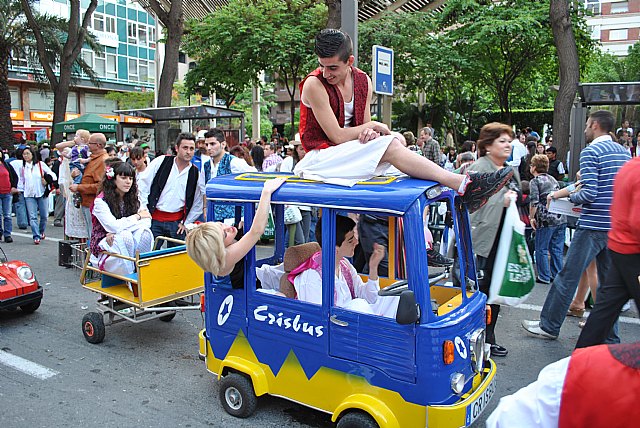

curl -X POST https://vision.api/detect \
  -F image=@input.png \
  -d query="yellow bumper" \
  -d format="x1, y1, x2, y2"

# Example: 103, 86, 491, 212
427, 359, 497, 427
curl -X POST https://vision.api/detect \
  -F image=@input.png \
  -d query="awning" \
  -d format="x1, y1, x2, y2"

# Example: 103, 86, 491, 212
53, 113, 118, 133
113, 105, 245, 122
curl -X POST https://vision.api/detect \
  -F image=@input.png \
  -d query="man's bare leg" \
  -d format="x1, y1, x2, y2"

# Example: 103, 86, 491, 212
380, 138, 466, 190
380, 137, 513, 213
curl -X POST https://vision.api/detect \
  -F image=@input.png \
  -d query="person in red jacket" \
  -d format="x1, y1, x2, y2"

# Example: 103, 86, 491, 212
487, 342, 640, 428
294, 29, 512, 213
575, 156, 640, 348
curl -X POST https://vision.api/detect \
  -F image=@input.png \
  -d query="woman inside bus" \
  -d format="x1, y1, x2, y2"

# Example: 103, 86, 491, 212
185, 177, 286, 288
290, 215, 398, 318
89, 160, 153, 277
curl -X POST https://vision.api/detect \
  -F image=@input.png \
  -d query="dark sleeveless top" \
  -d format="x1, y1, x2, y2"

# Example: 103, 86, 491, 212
298, 66, 369, 152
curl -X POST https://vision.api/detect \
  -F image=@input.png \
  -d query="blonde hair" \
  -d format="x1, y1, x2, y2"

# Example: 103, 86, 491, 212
185, 222, 226, 275
76, 129, 90, 141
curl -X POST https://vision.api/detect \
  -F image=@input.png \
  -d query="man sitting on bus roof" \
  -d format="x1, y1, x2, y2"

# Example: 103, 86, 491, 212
294, 29, 512, 213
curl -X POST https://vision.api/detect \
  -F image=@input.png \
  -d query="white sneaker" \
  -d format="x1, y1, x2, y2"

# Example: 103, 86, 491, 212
622, 300, 632, 312
522, 320, 558, 340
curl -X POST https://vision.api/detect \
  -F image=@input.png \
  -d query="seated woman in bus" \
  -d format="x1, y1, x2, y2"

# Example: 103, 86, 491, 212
185, 177, 286, 289
290, 215, 398, 318
89, 160, 153, 277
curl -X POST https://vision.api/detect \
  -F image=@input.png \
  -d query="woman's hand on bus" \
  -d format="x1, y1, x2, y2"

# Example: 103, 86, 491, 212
263, 177, 286, 195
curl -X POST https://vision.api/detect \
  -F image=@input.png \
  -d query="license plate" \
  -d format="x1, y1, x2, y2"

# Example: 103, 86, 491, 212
466, 375, 496, 425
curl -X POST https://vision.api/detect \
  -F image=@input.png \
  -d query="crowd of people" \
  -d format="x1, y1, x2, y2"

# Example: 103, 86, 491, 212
7, 27, 637, 426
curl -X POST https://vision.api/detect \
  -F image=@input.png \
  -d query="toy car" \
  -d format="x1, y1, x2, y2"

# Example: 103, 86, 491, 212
0, 247, 42, 314
199, 173, 496, 428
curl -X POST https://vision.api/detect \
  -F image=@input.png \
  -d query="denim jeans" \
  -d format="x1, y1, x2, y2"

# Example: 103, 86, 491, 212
151, 219, 185, 249
0, 193, 12, 237
539, 228, 618, 341
24, 196, 48, 240
15, 192, 28, 229
534, 223, 566, 283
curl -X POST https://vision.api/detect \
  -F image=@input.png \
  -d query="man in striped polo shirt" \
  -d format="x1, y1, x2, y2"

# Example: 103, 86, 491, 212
523, 110, 630, 340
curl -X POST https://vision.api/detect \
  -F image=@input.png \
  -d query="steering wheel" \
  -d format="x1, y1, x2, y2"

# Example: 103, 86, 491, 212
378, 280, 409, 297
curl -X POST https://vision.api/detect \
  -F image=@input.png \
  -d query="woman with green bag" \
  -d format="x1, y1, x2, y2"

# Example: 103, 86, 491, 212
468, 123, 521, 358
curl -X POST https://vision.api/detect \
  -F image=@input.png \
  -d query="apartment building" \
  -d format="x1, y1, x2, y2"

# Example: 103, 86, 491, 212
584, 0, 640, 56
10, 0, 156, 141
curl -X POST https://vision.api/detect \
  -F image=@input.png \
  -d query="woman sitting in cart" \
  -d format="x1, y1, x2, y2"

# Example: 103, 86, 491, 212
185, 177, 286, 287
89, 160, 153, 277
290, 215, 398, 318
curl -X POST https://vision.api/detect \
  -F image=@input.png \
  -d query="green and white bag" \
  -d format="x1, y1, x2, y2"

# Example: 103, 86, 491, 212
488, 198, 536, 306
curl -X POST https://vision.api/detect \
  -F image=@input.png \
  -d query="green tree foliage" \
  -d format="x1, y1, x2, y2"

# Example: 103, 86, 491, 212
183, 0, 326, 137
583, 42, 640, 82
105, 91, 155, 110
436, 0, 560, 124
20, 0, 100, 143
0, 0, 98, 147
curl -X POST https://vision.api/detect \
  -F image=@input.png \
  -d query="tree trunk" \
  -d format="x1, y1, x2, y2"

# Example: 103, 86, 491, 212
150, 0, 183, 152
550, 0, 579, 170
325, 0, 341, 28
289, 85, 297, 140
0, 46, 15, 149
21, 0, 97, 144
51, 76, 71, 144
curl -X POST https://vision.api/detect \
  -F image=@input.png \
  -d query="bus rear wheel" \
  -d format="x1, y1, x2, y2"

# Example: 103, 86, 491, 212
219, 373, 257, 418
337, 411, 379, 428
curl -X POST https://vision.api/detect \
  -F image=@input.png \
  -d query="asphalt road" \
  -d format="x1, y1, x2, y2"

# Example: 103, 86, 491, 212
1, 216, 639, 428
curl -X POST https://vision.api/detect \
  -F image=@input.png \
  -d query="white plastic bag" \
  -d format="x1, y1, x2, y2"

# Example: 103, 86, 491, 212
487, 198, 536, 306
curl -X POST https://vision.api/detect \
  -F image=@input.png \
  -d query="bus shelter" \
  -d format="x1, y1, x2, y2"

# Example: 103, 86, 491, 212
570, 82, 640, 177
114, 105, 245, 150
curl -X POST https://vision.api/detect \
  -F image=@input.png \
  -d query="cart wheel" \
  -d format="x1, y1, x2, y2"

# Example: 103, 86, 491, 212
219, 373, 258, 418
20, 299, 41, 314
82, 312, 105, 344
159, 311, 176, 322
337, 411, 379, 428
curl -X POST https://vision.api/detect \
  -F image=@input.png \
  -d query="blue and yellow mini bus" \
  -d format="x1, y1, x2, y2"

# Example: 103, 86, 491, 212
199, 173, 496, 428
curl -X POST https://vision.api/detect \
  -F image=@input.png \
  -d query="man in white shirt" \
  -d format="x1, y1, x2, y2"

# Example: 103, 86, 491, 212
201, 128, 256, 222
262, 142, 283, 172
615, 119, 633, 136
508, 132, 528, 167
138, 133, 204, 247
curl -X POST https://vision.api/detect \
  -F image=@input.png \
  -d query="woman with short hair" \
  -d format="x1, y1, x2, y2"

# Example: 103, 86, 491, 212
468, 122, 521, 358
528, 154, 566, 285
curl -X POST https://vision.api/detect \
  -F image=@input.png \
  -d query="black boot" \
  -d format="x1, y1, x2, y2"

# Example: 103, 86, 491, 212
460, 167, 514, 214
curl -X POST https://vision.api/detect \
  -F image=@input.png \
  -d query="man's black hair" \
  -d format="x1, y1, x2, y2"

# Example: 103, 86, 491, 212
205, 128, 225, 142
174, 132, 196, 147
545, 146, 557, 154
589, 110, 614, 133
315, 215, 356, 248
315, 29, 353, 62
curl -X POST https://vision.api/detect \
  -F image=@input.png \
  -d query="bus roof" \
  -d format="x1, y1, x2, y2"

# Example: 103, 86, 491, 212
205, 173, 449, 215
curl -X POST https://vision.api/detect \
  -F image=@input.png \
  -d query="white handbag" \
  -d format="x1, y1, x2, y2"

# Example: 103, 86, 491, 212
284, 206, 302, 225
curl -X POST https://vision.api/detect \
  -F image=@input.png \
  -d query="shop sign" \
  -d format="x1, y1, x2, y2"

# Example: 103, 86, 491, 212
10, 110, 24, 120
124, 116, 153, 124
30, 111, 53, 121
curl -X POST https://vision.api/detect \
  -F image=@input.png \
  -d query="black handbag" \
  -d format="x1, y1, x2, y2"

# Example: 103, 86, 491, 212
38, 162, 55, 197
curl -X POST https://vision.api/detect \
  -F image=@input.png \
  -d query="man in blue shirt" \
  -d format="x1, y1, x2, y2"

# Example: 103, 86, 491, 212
523, 110, 630, 340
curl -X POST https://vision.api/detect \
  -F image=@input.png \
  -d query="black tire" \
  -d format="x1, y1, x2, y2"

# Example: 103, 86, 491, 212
337, 411, 379, 428
159, 311, 176, 322
82, 312, 105, 344
20, 299, 41, 314
219, 373, 258, 418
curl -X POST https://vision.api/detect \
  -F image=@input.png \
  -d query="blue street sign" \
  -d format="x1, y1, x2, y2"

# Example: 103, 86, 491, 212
372, 45, 394, 96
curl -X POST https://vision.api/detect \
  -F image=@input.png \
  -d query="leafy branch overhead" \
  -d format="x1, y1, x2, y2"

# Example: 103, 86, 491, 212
183, 0, 325, 136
